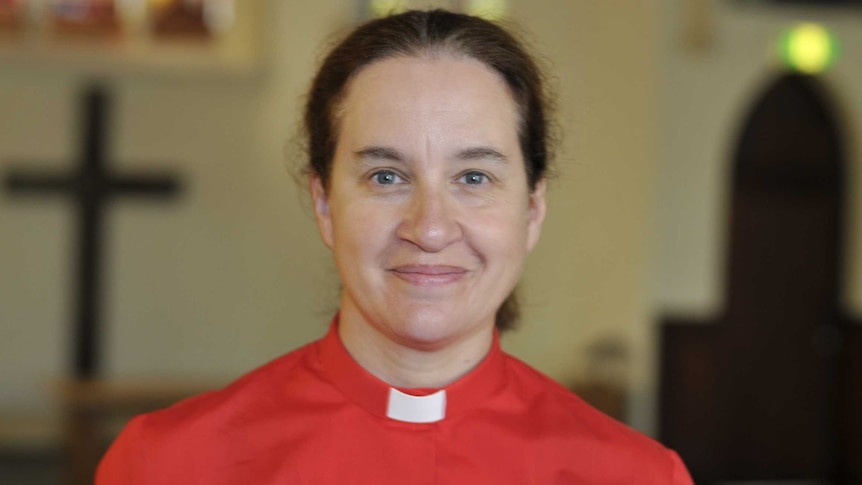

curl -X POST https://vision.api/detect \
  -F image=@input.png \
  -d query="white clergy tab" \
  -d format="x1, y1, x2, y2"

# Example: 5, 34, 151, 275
386, 388, 446, 423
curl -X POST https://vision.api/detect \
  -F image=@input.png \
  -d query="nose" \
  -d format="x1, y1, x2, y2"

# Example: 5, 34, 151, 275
397, 185, 463, 252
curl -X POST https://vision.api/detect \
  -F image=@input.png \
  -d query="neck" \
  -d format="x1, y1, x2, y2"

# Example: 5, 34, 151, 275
337, 307, 495, 389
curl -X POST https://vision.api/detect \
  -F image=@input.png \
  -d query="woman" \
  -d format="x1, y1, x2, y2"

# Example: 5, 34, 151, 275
98, 10, 693, 484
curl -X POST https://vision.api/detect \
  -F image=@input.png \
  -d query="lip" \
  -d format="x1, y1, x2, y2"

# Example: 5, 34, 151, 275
388, 265, 469, 286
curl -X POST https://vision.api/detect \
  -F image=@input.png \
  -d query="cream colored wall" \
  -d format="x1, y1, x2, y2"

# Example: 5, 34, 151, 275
506, 0, 659, 433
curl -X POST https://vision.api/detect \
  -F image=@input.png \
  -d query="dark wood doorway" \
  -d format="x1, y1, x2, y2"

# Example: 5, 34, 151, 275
660, 73, 862, 484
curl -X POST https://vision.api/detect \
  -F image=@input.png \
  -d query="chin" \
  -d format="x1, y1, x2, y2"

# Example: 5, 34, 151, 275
387, 306, 486, 350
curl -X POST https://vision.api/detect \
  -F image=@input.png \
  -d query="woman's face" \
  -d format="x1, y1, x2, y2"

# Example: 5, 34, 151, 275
312, 55, 546, 350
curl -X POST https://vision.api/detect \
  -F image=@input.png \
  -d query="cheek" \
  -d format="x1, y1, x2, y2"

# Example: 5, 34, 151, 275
468, 205, 532, 257
330, 199, 399, 263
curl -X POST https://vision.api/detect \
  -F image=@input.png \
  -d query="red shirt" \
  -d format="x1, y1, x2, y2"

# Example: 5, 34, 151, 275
98, 319, 693, 484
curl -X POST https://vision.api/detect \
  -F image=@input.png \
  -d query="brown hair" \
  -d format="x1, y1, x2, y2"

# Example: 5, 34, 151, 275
303, 9, 554, 331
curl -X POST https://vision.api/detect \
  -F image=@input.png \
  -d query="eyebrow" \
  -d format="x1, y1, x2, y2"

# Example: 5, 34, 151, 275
455, 146, 508, 163
354, 146, 508, 164
355, 146, 406, 162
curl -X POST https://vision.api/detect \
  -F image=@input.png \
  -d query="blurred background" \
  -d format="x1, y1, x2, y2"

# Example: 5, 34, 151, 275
1, 0, 861, 483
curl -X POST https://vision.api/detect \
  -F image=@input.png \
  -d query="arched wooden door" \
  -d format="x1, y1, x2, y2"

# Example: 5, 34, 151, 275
660, 73, 862, 484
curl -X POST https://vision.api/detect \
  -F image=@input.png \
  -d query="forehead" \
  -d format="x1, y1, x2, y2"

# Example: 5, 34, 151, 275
336, 55, 521, 151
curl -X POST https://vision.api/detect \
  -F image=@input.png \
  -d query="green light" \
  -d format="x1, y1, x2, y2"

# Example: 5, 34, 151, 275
779, 23, 840, 74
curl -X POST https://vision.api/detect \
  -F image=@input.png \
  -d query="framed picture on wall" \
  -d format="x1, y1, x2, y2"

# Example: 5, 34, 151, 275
0, 0, 255, 77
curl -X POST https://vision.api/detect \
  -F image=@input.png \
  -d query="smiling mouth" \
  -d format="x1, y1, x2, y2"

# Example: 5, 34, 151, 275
389, 265, 469, 286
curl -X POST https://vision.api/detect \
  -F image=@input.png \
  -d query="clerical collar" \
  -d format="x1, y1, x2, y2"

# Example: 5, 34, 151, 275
316, 315, 507, 424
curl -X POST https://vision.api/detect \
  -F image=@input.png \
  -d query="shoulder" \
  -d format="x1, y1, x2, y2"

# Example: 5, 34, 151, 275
97, 339, 321, 483
150, 339, 314, 430
502, 353, 692, 484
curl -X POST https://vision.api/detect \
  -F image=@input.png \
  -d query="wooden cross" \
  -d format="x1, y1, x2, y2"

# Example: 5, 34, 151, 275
4, 84, 183, 379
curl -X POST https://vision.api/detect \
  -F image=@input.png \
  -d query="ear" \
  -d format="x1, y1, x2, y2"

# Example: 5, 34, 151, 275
310, 175, 334, 249
526, 178, 547, 252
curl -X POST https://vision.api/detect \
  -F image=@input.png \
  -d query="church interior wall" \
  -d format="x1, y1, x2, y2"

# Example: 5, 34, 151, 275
3, 0, 859, 453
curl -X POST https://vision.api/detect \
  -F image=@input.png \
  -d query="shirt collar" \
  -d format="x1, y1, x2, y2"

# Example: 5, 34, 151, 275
316, 314, 507, 424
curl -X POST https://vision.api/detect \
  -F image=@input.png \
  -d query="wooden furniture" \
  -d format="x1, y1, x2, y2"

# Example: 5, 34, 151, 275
571, 382, 627, 422
58, 378, 220, 485
660, 74, 862, 484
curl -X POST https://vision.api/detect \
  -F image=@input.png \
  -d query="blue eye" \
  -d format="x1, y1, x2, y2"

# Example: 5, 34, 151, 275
372, 170, 403, 185
460, 171, 489, 185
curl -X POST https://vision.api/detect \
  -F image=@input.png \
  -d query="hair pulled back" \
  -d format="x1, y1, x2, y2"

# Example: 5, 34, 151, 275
303, 9, 554, 331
